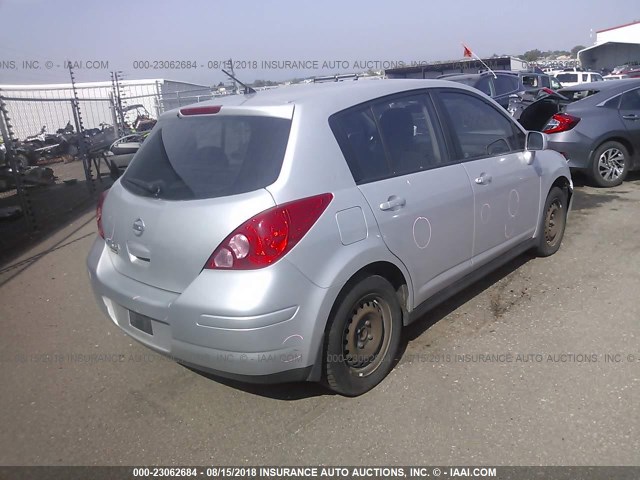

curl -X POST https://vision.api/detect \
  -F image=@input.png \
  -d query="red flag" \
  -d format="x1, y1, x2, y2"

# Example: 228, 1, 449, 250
463, 44, 473, 58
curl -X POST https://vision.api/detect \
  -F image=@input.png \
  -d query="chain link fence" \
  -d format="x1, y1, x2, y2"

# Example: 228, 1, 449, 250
0, 73, 214, 258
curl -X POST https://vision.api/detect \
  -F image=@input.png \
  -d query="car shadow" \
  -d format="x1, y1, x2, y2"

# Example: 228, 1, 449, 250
189, 252, 535, 400
184, 365, 334, 400
398, 253, 533, 350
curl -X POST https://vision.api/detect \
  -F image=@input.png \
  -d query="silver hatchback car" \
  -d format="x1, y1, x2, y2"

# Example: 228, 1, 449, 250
87, 80, 572, 396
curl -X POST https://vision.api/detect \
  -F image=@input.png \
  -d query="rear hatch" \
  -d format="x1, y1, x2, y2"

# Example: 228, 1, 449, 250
101, 105, 293, 293
518, 87, 601, 131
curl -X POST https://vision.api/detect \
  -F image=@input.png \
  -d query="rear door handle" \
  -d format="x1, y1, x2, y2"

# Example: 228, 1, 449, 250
475, 173, 493, 185
622, 114, 639, 121
379, 195, 406, 211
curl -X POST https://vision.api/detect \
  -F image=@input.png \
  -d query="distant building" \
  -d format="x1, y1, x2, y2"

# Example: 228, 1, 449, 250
579, 20, 640, 71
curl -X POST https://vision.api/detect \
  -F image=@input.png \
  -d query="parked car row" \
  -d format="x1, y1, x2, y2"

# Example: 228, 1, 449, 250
439, 70, 640, 187
437, 70, 562, 109
88, 79, 573, 396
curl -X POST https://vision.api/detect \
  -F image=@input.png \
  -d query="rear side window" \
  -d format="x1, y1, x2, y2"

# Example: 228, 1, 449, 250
494, 75, 519, 95
522, 75, 539, 88
372, 95, 443, 174
331, 106, 390, 184
620, 89, 640, 110
331, 94, 445, 184
122, 115, 291, 200
436, 91, 525, 160
557, 73, 578, 83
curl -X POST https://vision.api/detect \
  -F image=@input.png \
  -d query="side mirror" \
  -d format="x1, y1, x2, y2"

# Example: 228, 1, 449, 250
526, 131, 547, 151
524, 131, 547, 165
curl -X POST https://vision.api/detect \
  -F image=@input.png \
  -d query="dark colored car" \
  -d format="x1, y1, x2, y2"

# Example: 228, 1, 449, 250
518, 79, 640, 187
440, 71, 561, 109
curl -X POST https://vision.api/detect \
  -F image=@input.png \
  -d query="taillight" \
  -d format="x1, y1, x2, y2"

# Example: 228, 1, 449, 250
205, 193, 333, 270
96, 190, 108, 239
543, 113, 580, 134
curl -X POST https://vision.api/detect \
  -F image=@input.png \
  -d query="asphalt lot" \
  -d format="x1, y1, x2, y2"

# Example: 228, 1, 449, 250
0, 173, 638, 466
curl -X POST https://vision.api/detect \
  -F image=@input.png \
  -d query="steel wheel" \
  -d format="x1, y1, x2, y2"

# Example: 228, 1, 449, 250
324, 275, 402, 396
536, 186, 568, 257
544, 198, 564, 248
597, 147, 625, 182
343, 297, 393, 377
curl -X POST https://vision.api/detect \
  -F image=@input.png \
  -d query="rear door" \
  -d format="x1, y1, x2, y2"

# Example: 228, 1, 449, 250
618, 87, 640, 157
433, 89, 541, 264
331, 93, 474, 306
102, 107, 292, 293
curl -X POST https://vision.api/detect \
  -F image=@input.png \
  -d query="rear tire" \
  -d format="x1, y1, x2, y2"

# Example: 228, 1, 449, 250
590, 141, 629, 187
536, 186, 568, 257
324, 275, 402, 396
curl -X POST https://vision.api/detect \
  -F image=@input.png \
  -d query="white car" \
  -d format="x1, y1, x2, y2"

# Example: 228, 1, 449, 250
555, 71, 604, 87
603, 74, 630, 81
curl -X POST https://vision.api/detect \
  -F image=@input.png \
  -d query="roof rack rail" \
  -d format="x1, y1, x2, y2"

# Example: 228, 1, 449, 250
313, 73, 360, 83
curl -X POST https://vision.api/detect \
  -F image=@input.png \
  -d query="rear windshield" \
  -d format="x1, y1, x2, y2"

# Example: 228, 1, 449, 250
122, 115, 291, 200
556, 73, 578, 83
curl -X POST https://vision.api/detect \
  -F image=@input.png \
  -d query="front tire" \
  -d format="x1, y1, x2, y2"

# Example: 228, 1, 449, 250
536, 186, 568, 257
324, 275, 402, 396
590, 141, 629, 187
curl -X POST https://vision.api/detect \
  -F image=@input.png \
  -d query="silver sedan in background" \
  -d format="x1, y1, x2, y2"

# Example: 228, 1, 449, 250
519, 79, 640, 187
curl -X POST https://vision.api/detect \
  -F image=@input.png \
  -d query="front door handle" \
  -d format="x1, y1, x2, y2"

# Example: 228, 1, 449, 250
475, 173, 493, 185
379, 195, 406, 211
622, 114, 639, 121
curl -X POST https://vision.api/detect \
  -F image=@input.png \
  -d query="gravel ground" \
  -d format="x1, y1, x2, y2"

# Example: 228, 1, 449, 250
0, 173, 638, 466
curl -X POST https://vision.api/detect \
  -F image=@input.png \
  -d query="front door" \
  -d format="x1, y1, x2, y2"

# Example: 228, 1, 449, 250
433, 89, 541, 264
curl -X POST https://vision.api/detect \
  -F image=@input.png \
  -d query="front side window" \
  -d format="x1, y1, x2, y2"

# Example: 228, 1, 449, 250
436, 91, 525, 161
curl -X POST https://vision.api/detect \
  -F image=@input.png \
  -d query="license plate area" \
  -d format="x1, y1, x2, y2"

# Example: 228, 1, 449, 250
129, 311, 154, 335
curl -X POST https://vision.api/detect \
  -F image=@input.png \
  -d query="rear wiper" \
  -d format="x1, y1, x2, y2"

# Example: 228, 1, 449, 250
123, 177, 162, 197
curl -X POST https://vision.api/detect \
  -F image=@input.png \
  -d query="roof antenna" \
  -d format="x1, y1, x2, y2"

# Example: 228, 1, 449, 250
221, 69, 257, 94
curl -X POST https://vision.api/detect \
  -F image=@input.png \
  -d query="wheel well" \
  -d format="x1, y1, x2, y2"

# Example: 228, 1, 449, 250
551, 175, 572, 205
330, 261, 410, 325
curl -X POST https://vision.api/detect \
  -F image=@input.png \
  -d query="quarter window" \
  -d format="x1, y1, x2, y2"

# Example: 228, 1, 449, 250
437, 91, 525, 160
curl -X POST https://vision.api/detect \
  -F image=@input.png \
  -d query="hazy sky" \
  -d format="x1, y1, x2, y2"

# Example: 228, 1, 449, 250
0, 0, 637, 86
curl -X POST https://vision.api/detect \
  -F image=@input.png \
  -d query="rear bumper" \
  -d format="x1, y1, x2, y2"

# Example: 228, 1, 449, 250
87, 238, 338, 382
547, 132, 593, 170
